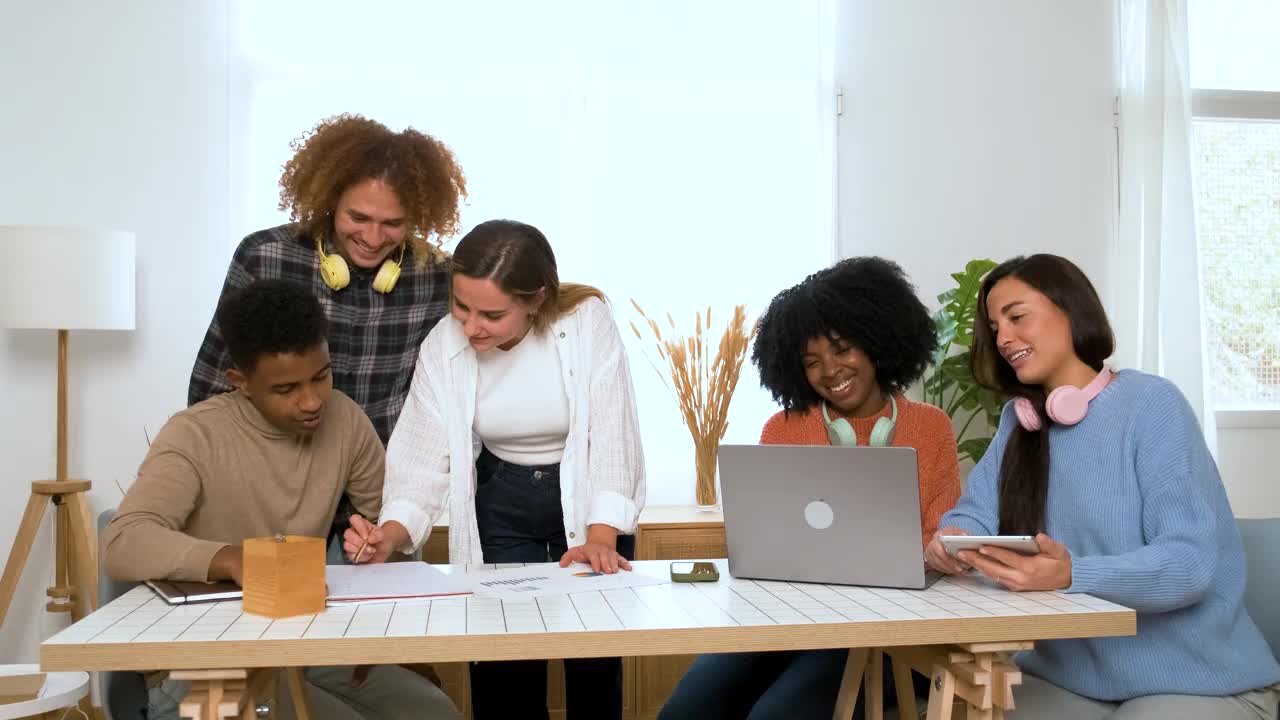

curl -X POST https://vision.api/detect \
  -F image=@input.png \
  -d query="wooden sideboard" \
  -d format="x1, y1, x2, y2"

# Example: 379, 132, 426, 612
421, 505, 726, 720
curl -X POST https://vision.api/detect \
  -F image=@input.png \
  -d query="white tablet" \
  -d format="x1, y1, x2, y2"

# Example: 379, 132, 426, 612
939, 535, 1039, 557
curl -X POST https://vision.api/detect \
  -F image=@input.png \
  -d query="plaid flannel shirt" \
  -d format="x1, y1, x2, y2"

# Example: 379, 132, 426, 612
188, 224, 451, 446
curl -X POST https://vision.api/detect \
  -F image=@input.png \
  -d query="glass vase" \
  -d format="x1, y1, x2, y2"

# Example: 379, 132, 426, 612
694, 440, 719, 512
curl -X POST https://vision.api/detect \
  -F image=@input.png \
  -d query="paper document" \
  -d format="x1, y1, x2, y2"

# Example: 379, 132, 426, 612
326, 562, 473, 605
470, 562, 668, 600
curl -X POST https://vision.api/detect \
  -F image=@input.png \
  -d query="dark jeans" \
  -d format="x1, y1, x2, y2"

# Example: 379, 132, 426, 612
659, 650, 931, 720
470, 447, 636, 720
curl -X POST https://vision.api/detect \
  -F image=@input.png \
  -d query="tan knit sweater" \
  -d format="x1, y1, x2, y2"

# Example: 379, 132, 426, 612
103, 389, 384, 583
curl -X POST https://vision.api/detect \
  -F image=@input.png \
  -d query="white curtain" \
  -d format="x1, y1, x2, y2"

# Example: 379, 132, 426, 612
1114, 0, 1217, 449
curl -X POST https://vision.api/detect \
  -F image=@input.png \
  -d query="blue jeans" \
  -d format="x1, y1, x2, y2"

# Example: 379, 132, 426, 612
660, 650, 928, 720
469, 447, 636, 720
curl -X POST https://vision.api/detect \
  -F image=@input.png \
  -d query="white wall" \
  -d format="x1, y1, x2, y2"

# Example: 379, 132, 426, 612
834, 0, 1118, 311
0, 1, 231, 661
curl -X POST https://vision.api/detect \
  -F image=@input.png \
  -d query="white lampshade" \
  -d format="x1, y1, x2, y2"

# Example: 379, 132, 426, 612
0, 226, 136, 331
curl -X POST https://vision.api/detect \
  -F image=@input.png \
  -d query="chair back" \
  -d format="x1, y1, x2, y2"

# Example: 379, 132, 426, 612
1238, 518, 1280, 661
98, 509, 147, 720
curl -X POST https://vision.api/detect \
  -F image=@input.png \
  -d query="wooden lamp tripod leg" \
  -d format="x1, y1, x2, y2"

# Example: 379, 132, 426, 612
0, 479, 102, 626
61, 490, 98, 618
46, 496, 76, 614
14, 481, 98, 621
0, 492, 52, 628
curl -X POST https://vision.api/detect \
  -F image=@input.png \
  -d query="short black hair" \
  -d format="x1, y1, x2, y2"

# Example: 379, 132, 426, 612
217, 279, 328, 374
751, 257, 936, 413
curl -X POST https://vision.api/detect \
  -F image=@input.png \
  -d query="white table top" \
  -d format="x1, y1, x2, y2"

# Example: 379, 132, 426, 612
0, 663, 89, 720
42, 560, 1134, 672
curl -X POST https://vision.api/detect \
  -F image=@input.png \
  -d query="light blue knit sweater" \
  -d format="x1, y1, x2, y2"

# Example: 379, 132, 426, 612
942, 369, 1280, 700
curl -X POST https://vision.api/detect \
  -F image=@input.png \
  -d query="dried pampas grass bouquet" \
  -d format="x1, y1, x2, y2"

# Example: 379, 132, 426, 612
630, 300, 757, 507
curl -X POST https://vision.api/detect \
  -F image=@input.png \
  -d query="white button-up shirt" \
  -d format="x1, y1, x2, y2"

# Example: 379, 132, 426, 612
381, 297, 647, 564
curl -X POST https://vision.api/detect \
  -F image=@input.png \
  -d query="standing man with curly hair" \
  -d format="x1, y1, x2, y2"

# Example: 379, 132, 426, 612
190, 114, 466, 445
189, 115, 466, 553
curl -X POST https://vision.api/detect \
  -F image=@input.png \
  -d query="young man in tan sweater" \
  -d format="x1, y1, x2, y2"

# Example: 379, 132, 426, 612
103, 279, 458, 720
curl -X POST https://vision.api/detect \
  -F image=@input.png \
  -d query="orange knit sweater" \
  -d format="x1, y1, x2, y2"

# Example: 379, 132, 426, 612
759, 395, 961, 551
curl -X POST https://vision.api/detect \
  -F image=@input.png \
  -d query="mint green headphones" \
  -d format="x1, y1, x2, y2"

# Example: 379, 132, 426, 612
821, 394, 898, 447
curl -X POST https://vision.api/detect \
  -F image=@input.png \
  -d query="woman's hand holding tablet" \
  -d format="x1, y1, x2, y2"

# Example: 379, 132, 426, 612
939, 534, 1040, 556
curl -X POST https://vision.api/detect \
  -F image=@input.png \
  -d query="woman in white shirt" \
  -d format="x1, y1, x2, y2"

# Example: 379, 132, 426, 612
344, 219, 646, 720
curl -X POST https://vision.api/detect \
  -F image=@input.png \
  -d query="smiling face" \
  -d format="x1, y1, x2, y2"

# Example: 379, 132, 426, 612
226, 343, 333, 436
451, 274, 543, 352
802, 334, 885, 417
985, 275, 1081, 389
332, 178, 407, 269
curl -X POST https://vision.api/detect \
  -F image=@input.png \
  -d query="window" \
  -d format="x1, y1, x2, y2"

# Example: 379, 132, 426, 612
1189, 1, 1280, 409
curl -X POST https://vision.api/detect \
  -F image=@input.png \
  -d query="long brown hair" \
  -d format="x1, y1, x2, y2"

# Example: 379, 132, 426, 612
971, 254, 1115, 535
450, 220, 604, 329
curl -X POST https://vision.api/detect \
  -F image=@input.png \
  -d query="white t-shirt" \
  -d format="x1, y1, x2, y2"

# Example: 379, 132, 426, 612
473, 327, 570, 466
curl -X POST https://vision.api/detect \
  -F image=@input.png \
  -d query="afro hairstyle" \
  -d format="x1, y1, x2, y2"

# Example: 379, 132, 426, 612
750, 256, 936, 413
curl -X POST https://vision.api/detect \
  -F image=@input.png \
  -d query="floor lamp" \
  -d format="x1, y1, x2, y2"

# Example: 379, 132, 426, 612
0, 226, 136, 629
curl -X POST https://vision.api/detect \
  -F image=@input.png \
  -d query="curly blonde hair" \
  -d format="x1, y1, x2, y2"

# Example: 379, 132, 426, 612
278, 114, 467, 268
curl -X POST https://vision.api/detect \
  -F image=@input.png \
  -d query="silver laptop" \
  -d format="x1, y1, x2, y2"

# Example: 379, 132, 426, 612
718, 444, 939, 590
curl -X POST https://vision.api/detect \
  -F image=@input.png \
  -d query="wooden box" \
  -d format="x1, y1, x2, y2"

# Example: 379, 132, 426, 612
242, 535, 326, 618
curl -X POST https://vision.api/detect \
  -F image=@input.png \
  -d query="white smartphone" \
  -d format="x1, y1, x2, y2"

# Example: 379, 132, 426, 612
939, 535, 1040, 557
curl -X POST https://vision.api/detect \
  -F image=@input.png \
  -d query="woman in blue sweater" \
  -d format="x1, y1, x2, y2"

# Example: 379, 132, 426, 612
925, 254, 1280, 719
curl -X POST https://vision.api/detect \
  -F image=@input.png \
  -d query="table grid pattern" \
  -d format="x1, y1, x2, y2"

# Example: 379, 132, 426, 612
45, 562, 1127, 647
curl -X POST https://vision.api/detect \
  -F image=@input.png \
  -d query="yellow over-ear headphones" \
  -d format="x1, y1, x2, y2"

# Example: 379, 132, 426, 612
316, 237, 404, 294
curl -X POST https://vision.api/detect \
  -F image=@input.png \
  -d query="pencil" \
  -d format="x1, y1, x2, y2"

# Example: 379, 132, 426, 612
354, 535, 370, 563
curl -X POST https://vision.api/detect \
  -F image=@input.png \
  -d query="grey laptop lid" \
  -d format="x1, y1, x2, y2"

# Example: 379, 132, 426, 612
718, 444, 932, 590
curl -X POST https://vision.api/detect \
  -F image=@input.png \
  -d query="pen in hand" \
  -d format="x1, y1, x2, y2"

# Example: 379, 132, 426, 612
353, 533, 370, 564
345, 514, 390, 564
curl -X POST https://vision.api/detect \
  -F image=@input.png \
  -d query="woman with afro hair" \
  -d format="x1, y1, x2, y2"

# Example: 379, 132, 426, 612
660, 257, 959, 720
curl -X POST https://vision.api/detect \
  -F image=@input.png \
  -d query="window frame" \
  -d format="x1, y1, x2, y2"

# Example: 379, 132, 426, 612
1192, 89, 1280, 121
1190, 89, 1280, 427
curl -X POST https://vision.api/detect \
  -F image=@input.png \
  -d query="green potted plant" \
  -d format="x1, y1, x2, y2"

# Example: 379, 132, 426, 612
923, 259, 1005, 464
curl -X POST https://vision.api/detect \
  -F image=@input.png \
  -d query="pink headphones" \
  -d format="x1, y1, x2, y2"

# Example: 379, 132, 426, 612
1013, 367, 1112, 431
